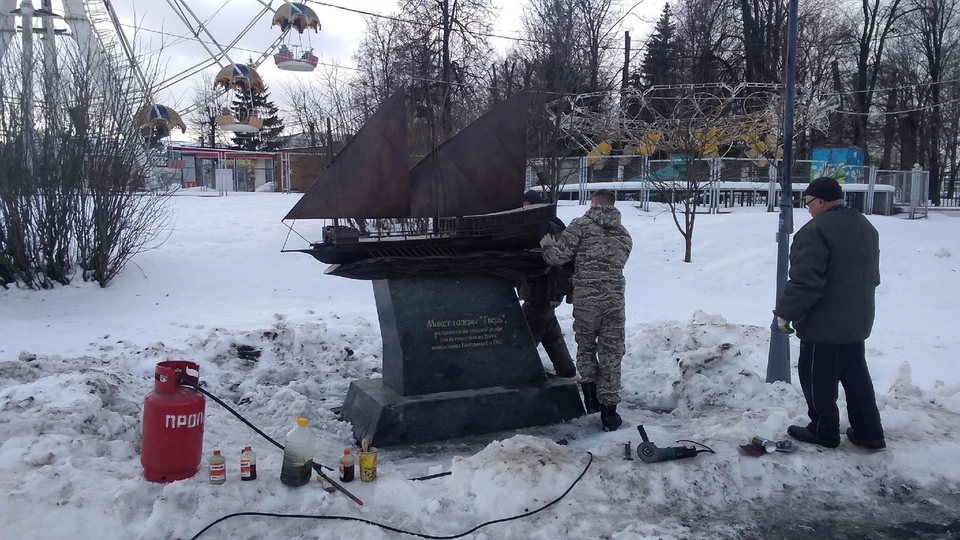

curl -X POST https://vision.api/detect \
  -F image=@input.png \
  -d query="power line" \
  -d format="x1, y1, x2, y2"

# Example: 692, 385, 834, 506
117, 22, 361, 73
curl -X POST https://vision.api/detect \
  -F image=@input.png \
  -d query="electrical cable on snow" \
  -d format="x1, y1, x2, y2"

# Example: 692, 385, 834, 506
187, 452, 593, 540
676, 440, 716, 454
180, 380, 594, 539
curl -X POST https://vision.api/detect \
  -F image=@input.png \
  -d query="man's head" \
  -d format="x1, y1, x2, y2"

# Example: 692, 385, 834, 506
803, 177, 844, 217
523, 189, 543, 207
590, 189, 615, 208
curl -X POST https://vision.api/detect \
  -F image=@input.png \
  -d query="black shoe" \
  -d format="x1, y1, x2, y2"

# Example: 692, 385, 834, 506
580, 382, 600, 414
847, 427, 886, 450
787, 425, 840, 448
600, 404, 622, 432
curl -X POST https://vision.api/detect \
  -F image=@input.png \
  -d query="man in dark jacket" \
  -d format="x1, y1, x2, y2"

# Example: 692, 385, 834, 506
775, 176, 885, 450
518, 190, 577, 379
541, 189, 633, 431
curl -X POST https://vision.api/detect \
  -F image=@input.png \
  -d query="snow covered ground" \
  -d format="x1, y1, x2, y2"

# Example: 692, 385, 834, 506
1, 193, 959, 539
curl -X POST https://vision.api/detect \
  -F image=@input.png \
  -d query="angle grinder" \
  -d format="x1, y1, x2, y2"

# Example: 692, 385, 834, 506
635, 425, 714, 463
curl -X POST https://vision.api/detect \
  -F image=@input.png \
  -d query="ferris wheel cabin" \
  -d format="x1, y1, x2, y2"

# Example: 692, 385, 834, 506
274, 45, 319, 72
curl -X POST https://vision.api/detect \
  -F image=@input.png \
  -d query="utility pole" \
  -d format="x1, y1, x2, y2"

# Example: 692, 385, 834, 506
766, 0, 799, 384
621, 31, 631, 95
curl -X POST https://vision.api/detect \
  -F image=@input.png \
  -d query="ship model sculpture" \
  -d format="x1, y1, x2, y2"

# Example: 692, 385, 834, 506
282, 88, 557, 280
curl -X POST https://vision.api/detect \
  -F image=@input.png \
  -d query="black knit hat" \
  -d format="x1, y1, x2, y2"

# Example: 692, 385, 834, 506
523, 189, 543, 205
804, 176, 844, 202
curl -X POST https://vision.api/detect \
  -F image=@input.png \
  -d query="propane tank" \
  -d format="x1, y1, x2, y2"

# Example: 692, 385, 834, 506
141, 361, 206, 483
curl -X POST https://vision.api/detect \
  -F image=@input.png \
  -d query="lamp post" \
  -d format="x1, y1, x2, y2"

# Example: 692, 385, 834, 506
766, 0, 799, 384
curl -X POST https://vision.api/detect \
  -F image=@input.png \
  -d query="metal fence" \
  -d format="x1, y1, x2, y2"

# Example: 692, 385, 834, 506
526, 156, 931, 219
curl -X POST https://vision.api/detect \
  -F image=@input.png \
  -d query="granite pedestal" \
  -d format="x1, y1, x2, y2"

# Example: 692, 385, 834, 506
340, 275, 585, 446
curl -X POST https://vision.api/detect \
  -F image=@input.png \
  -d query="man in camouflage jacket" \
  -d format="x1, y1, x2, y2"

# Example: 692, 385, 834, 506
541, 189, 633, 431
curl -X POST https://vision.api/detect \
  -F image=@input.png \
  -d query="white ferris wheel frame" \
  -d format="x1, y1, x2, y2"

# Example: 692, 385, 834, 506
0, 0, 296, 117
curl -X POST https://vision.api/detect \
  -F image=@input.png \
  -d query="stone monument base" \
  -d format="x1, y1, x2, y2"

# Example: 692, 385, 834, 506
341, 377, 585, 446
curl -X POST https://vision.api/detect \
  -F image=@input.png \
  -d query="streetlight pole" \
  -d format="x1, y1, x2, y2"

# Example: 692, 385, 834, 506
766, 0, 799, 384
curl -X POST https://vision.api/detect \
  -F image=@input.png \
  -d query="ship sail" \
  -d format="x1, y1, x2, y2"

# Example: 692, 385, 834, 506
283, 88, 410, 220
407, 91, 530, 218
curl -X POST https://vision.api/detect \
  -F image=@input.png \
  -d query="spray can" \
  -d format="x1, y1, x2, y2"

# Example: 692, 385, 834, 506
338, 449, 355, 482
209, 450, 226, 485
240, 446, 257, 481
749, 436, 777, 453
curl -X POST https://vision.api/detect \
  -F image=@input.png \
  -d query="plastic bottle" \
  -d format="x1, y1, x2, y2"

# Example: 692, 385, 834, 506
338, 449, 355, 483
209, 450, 226, 485
240, 446, 257, 481
280, 418, 315, 487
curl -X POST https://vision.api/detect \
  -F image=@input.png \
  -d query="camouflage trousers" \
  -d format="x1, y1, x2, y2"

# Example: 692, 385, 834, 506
572, 297, 626, 405
522, 301, 576, 373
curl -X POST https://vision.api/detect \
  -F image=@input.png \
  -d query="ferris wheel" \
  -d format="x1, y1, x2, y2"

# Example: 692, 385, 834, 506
0, 0, 322, 142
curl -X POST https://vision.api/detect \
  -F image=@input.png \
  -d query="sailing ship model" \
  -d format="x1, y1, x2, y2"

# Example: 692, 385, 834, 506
282, 88, 557, 276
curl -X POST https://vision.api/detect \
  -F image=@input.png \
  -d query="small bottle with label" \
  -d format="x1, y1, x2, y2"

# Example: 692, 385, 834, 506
240, 446, 257, 481
209, 450, 226, 485
338, 449, 355, 482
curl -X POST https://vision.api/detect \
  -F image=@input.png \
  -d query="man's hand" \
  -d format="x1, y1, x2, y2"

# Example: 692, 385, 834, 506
539, 233, 556, 249
776, 314, 794, 335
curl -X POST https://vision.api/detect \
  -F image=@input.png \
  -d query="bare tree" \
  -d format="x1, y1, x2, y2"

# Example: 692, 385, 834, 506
397, 0, 496, 138
282, 78, 326, 147
188, 71, 228, 148
844, 0, 908, 160
0, 29, 174, 289
908, 0, 960, 205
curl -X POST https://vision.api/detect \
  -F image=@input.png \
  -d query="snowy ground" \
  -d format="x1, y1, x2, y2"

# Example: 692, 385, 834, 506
1, 193, 959, 540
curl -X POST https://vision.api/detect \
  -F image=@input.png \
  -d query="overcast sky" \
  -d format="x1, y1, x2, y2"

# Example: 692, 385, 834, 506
100, 0, 662, 139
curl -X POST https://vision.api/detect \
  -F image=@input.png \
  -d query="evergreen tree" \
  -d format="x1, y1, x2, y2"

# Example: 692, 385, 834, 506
230, 84, 286, 151
639, 4, 679, 89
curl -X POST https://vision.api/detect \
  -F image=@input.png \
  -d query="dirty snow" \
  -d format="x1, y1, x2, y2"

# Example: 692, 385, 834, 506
1, 193, 959, 539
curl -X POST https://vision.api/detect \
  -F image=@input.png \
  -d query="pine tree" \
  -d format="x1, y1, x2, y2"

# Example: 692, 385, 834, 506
639, 4, 679, 89
230, 84, 286, 151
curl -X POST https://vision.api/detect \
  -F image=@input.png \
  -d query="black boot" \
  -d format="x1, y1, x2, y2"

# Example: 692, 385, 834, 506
600, 404, 622, 432
580, 382, 600, 414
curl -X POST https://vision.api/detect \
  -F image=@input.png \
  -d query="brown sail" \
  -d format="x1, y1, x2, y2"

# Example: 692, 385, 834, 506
407, 92, 531, 218
283, 88, 410, 220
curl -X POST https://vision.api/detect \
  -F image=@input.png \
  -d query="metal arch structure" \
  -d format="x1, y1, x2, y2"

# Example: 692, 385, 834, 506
0, 0, 293, 124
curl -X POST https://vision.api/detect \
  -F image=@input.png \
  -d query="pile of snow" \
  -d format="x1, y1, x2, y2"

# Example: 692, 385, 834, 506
2, 193, 959, 538
255, 181, 277, 193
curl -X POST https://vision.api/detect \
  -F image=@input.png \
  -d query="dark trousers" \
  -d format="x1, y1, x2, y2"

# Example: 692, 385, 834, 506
522, 301, 574, 370
798, 341, 884, 441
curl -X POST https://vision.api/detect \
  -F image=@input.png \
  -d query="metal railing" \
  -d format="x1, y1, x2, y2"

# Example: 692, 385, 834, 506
528, 156, 931, 219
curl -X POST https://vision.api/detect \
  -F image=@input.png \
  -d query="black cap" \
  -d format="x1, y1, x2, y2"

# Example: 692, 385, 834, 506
804, 176, 844, 202
523, 189, 543, 205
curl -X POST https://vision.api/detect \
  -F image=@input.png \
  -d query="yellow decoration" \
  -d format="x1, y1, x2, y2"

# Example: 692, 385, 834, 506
586, 150, 602, 166
596, 141, 612, 155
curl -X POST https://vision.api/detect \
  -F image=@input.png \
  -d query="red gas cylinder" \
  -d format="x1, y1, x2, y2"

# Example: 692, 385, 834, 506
141, 361, 206, 483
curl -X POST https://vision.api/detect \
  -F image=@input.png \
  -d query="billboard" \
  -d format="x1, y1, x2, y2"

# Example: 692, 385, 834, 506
809, 148, 865, 184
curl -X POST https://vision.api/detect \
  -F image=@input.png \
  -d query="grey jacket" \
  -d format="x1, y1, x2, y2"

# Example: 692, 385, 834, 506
775, 207, 880, 344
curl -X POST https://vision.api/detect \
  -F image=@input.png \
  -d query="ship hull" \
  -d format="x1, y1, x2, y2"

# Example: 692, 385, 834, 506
298, 204, 557, 265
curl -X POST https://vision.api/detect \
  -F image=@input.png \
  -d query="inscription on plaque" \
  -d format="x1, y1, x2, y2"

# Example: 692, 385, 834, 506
374, 276, 547, 396
427, 315, 506, 351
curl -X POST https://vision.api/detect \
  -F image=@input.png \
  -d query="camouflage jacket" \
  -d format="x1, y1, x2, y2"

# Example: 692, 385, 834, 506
542, 206, 632, 297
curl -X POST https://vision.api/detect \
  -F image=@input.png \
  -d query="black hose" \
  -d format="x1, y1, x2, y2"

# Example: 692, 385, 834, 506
188, 452, 593, 540
179, 379, 594, 539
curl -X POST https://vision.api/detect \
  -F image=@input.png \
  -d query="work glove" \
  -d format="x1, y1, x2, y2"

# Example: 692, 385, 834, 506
539, 233, 556, 249
776, 315, 794, 335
